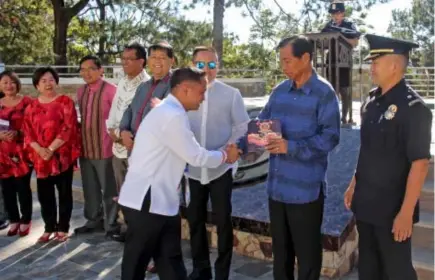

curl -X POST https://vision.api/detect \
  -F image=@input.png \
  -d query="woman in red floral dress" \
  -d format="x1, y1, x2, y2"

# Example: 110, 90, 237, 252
0, 71, 33, 237
22, 67, 81, 243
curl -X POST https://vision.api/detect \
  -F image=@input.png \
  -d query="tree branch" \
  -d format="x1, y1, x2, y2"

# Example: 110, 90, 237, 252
272, 0, 292, 19
68, 0, 90, 20
241, 0, 262, 30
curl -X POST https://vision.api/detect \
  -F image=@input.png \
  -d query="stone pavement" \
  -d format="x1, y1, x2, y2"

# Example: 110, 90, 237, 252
0, 196, 358, 280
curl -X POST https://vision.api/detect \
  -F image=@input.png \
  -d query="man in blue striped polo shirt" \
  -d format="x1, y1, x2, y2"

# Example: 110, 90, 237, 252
258, 35, 340, 280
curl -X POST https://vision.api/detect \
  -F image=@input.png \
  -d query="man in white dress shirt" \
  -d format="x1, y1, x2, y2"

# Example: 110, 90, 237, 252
118, 67, 241, 280
106, 43, 150, 242
185, 46, 250, 280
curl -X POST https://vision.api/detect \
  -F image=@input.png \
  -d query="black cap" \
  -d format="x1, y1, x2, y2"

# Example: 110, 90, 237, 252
329, 2, 345, 13
363, 34, 419, 61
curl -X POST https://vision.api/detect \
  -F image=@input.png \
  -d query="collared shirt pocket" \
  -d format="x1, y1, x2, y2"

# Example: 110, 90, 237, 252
371, 116, 400, 152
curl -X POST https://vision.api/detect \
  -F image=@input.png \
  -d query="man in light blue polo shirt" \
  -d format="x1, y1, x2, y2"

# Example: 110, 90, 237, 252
185, 46, 250, 280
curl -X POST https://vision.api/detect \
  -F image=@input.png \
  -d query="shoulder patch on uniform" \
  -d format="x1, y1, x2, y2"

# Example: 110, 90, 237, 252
406, 86, 427, 107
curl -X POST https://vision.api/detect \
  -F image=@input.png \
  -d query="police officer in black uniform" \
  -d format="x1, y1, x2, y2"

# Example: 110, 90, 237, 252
322, 1, 360, 125
344, 34, 432, 280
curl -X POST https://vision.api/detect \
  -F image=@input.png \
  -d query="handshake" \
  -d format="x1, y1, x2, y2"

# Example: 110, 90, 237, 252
223, 143, 242, 164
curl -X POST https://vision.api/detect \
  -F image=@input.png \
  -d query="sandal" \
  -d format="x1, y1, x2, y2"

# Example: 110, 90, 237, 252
54, 232, 69, 242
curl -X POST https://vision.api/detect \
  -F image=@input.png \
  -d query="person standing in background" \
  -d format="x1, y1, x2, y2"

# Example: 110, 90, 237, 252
185, 46, 250, 280
74, 55, 119, 237
106, 42, 150, 242
321, 0, 360, 125
119, 41, 174, 151
23, 67, 81, 243
0, 71, 33, 236
0, 79, 10, 231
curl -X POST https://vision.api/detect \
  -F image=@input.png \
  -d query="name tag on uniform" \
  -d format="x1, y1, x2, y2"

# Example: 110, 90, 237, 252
0, 119, 10, 131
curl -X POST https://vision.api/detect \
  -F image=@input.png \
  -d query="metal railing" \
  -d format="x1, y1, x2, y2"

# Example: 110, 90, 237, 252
4, 64, 435, 97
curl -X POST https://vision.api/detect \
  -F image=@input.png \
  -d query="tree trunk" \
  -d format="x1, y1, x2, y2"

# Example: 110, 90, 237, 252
212, 0, 225, 68
53, 9, 69, 66
51, 0, 90, 66
96, 0, 108, 64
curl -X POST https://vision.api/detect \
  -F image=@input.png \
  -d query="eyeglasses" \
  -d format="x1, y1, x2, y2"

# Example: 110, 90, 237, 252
195, 61, 217, 70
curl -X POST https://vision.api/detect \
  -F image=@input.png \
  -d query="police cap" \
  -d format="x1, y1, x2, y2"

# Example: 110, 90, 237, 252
329, 1, 345, 13
363, 34, 419, 61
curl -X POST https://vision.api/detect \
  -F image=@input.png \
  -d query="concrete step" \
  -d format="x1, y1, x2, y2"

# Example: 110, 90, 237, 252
413, 247, 434, 280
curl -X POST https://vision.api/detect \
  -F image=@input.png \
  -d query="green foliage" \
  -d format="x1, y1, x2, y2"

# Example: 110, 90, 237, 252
388, 0, 434, 66
0, 0, 54, 64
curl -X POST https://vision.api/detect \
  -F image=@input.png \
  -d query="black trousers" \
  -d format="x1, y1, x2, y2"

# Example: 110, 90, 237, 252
269, 191, 324, 280
36, 166, 73, 233
187, 170, 233, 280
339, 87, 352, 122
121, 191, 186, 280
357, 220, 417, 280
1, 171, 33, 224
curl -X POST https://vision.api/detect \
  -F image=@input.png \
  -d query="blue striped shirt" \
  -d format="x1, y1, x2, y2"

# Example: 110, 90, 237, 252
257, 70, 340, 204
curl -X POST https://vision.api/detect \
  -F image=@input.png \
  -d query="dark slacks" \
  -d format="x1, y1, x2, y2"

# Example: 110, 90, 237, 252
187, 170, 233, 280
80, 157, 118, 232
269, 191, 324, 280
339, 87, 352, 123
1, 171, 33, 224
121, 191, 186, 280
357, 220, 417, 280
36, 166, 73, 233
112, 156, 129, 229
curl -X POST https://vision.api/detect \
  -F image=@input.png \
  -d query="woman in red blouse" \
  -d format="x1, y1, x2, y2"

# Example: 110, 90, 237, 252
0, 71, 33, 237
22, 67, 80, 243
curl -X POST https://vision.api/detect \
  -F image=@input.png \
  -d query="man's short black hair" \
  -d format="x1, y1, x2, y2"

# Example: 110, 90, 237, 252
32, 67, 59, 88
124, 42, 147, 67
148, 41, 174, 59
170, 67, 206, 90
276, 35, 314, 60
79, 55, 102, 69
192, 46, 218, 60
0, 70, 21, 92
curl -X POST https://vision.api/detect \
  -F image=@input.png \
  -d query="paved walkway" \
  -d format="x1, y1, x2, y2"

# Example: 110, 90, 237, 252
0, 196, 359, 279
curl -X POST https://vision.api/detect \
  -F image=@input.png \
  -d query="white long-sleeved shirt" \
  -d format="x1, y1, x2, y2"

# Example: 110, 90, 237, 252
118, 94, 226, 216
185, 80, 250, 184
106, 70, 150, 158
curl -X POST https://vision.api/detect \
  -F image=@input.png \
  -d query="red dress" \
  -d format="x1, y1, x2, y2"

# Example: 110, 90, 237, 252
0, 96, 33, 178
22, 95, 81, 179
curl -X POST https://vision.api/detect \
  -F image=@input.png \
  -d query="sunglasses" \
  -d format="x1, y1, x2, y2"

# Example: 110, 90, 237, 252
195, 61, 217, 70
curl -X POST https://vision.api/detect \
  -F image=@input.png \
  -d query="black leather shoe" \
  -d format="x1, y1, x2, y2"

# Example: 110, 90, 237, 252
74, 224, 104, 235
188, 269, 212, 280
0, 220, 9, 230
107, 231, 126, 242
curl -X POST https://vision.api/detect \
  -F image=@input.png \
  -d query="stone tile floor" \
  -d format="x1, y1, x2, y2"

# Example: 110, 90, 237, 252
0, 197, 358, 279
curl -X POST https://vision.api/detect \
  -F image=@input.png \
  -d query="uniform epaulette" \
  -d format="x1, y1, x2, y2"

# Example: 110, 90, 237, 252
406, 87, 426, 107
